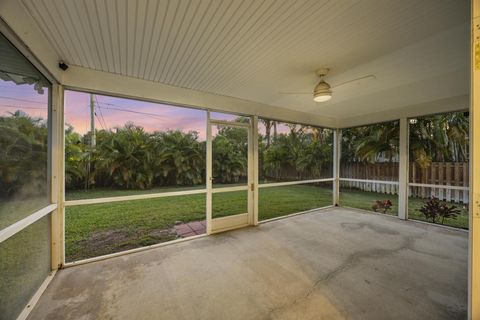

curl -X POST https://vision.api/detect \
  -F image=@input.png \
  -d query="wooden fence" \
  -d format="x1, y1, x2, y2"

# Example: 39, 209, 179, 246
340, 162, 469, 203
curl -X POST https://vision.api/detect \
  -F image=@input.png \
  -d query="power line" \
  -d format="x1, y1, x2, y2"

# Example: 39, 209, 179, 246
0, 95, 46, 104
94, 96, 108, 129
95, 104, 167, 121
94, 111, 106, 131
96, 110, 107, 130
0, 104, 46, 110
95, 101, 168, 119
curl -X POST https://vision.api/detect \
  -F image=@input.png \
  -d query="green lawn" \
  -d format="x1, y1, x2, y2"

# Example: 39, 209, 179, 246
65, 194, 206, 261
340, 188, 398, 216
66, 185, 206, 200
65, 185, 469, 262
0, 197, 49, 230
259, 184, 332, 220
340, 188, 469, 229
0, 215, 51, 320
407, 196, 469, 229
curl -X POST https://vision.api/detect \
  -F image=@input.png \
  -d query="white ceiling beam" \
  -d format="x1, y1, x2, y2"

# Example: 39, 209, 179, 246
337, 94, 469, 128
61, 65, 339, 128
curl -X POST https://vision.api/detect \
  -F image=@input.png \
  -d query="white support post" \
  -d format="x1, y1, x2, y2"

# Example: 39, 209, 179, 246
206, 112, 212, 235
252, 116, 259, 225
398, 117, 409, 220
333, 129, 341, 206
50, 84, 65, 269
246, 116, 254, 226
470, 0, 480, 317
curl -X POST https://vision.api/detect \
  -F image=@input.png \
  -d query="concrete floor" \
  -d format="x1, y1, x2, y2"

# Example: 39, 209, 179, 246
29, 208, 468, 320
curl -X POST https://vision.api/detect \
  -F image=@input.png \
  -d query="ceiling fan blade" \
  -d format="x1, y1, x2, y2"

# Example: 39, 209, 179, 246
332, 75, 376, 89
279, 92, 311, 95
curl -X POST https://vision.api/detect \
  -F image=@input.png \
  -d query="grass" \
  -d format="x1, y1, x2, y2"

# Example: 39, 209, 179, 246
213, 191, 248, 218
64, 185, 469, 262
259, 184, 332, 220
0, 215, 51, 320
66, 185, 206, 200
65, 194, 206, 261
407, 196, 469, 229
0, 196, 49, 230
340, 188, 469, 229
340, 188, 399, 215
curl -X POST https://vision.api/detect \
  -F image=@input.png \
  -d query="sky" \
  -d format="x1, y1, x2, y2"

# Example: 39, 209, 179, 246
0, 80, 49, 119
64, 90, 207, 139
1, 79, 295, 140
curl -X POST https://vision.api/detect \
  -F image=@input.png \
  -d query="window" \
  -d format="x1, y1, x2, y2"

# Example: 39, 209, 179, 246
258, 119, 333, 183
0, 216, 51, 320
0, 32, 52, 320
64, 91, 206, 199
0, 33, 51, 228
408, 112, 469, 229
259, 182, 333, 221
339, 121, 399, 216
258, 118, 333, 221
64, 91, 207, 261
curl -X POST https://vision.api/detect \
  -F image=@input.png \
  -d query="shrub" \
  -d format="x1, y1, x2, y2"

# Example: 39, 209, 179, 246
419, 196, 460, 224
372, 200, 393, 214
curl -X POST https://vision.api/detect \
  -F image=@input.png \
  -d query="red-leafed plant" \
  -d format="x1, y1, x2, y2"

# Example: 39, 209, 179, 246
419, 196, 461, 224
372, 200, 393, 214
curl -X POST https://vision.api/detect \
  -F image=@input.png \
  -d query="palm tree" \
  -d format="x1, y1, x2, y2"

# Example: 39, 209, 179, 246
352, 122, 399, 163
409, 112, 469, 167
64, 124, 91, 190
341, 111, 469, 168
0, 111, 48, 198
211, 125, 248, 183
152, 130, 205, 186
260, 118, 273, 149
95, 123, 155, 189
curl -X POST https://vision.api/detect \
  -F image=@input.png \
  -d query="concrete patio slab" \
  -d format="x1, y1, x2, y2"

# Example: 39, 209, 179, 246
28, 208, 468, 320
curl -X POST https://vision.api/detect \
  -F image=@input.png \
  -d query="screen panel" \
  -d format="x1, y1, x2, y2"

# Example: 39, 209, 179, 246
64, 91, 207, 201
0, 33, 51, 229
0, 215, 51, 320
65, 194, 206, 262
258, 119, 333, 183
340, 181, 398, 216
408, 112, 469, 229
259, 182, 332, 221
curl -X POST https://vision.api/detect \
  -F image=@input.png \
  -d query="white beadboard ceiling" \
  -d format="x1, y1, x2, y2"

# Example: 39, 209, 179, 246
20, 0, 469, 119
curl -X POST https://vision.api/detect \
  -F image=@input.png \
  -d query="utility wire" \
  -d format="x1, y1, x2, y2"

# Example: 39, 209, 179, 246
0, 104, 46, 110
0, 95, 46, 104
95, 103, 166, 121
95, 96, 108, 129
95, 101, 167, 119
94, 111, 106, 131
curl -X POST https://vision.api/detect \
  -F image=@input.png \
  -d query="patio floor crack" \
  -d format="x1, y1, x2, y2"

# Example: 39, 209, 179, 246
267, 235, 417, 319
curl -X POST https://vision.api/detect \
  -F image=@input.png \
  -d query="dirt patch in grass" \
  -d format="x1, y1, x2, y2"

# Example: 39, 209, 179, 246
69, 228, 178, 261
81, 230, 131, 248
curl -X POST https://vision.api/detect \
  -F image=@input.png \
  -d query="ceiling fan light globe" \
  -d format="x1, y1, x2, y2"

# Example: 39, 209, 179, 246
313, 94, 332, 102
313, 80, 332, 102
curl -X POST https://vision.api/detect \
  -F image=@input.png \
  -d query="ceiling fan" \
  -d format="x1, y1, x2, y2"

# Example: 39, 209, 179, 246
280, 68, 376, 102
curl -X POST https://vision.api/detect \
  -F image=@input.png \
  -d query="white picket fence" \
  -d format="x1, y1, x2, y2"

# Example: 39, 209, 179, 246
340, 162, 469, 204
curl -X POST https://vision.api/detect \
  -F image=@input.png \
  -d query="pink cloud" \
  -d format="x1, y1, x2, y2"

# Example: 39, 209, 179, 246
65, 90, 207, 140
0, 81, 49, 119
2, 82, 308, 142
